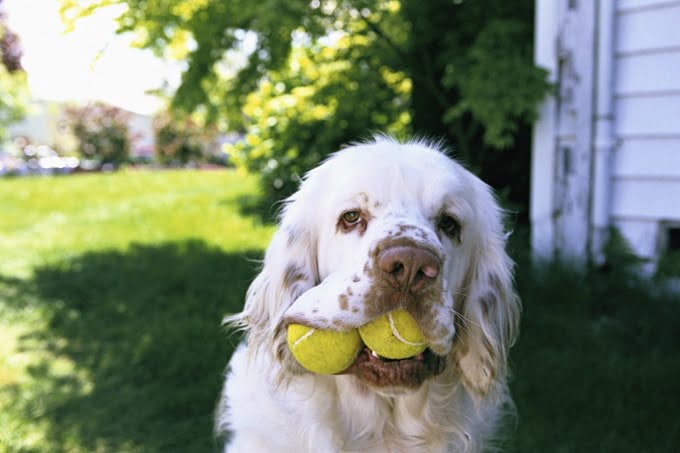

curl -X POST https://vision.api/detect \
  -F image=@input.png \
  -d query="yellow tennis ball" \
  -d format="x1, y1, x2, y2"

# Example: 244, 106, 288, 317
287, 324, 362, 375
359, 309, 427, 360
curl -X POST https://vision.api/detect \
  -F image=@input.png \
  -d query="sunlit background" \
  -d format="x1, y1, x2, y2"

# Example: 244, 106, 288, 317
4, 0, 181, 114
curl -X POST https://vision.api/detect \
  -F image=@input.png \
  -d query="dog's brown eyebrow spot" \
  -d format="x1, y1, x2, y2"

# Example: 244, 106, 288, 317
351, 306, 360, 313
338, 294, 349, 310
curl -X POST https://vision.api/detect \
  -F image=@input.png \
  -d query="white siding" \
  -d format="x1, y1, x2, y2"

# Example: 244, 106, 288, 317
616, 51, 680, 94
530, 0, 560, 260
615, 96, 680, 137
551, 0, 597, 262
618, 0, 680, 11
611, 179, 680, 219
532, 0, 680, 265
611, 0, 680, 260
617, 3, 680, 54
613, 140, 680, 178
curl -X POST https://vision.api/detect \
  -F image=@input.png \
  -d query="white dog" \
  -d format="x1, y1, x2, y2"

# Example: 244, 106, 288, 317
216, 137, 521, 452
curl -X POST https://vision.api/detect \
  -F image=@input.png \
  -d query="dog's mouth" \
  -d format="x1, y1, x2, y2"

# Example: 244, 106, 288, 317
343, 346, 446, 389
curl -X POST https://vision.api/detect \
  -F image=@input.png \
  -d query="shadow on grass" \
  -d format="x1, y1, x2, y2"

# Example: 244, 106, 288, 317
508, 252, 680, 451
3, 232, 679, 452
2, 240, 261, 453
219, 193, 280, 225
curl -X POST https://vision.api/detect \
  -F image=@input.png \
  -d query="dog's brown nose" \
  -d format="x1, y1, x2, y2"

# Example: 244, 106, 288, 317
378, 246, 440, 293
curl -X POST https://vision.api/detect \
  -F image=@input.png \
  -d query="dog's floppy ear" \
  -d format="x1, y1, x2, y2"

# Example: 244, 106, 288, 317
453, 184, 521, 398
227, 189, 319, 366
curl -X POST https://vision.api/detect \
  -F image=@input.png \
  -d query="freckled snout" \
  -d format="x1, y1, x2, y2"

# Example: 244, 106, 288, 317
378, 246, 440, 294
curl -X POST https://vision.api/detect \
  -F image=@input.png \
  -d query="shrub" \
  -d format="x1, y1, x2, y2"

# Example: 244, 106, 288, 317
229, 34, 411, 213
64, 102, 132, 168
153, 112, 215, 165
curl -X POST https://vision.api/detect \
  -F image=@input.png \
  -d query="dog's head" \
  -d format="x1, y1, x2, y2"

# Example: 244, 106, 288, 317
234, 138, 520, 397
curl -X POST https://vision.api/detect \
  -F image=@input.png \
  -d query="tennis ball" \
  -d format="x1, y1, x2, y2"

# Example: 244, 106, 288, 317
287, 324, 362, 375
359, 309, 427, 360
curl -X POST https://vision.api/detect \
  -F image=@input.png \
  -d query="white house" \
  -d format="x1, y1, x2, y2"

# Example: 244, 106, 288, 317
531, 0, 680, 270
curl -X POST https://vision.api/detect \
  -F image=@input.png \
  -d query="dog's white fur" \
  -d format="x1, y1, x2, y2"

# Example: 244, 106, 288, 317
216, 138, 521, 452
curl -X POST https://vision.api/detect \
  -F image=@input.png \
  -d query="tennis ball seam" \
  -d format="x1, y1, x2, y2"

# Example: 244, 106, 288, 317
388, 312, 426, 346
291, 327, 316, 348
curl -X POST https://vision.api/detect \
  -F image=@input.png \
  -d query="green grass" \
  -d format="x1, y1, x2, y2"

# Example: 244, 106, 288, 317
1, 170, 679, 452
0, 169, 274, 452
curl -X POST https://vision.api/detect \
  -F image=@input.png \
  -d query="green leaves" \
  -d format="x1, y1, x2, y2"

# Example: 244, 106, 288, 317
59, 0, 551, 214
0, 12, 28, 140
229, 32, 411, 211
442, 20, 551, 149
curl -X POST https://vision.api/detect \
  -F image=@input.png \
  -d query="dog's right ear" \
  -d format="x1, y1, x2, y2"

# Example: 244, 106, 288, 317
226, 191, 319, 364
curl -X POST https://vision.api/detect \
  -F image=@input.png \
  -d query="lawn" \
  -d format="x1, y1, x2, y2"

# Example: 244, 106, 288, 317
1, 170, 678, 452
0, 169, 274, 452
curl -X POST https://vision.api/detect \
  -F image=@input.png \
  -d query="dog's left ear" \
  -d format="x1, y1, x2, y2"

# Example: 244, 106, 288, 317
225, 184, 320, 372
453, 184, 521, 397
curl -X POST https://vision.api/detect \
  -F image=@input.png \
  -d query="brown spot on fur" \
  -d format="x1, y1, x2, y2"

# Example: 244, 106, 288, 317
282, 264, 308, 290
351, 307, 359, 313
359, 236, 448, 328
370, 236, 443, 262
346, 286, 353, 296
339, 294, 349, 310
352, 274, 361, 283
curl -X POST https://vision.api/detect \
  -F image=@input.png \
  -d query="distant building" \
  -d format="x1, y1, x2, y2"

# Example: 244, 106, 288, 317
7, 99, 154, 159
7, 100, 77, 153
531, 0, 680, 271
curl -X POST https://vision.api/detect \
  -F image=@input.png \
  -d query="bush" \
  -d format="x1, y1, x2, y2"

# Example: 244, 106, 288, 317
229, 34, 411, 213
64, 102, 132, 168
153, 112, 216, 165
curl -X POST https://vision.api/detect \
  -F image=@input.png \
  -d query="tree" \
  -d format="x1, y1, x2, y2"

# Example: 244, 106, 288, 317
64, 102, 132, 167
61, 0, 549, 217
0, 0, 28, 141
229, 28, 411, 209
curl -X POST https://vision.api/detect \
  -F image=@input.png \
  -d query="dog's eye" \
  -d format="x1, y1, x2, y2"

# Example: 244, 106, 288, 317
342, 210, 361, 224
338, 209, 365, 233
438, 215, 461, 239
